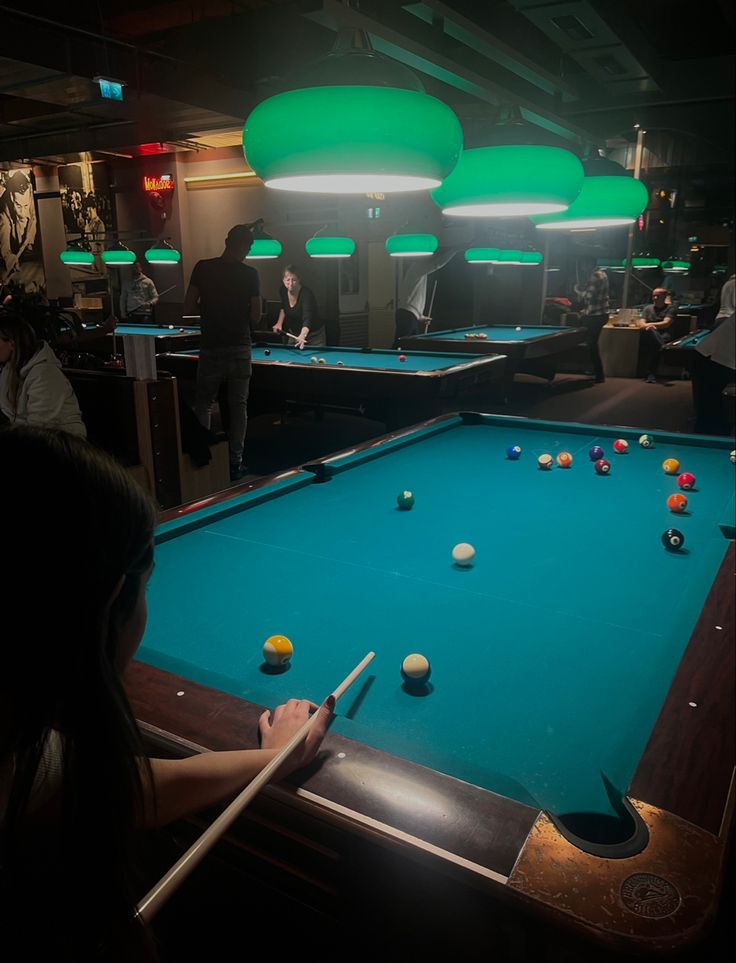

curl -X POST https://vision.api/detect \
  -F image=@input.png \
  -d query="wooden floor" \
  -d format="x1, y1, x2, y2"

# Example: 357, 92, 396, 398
151, 372, 734, 962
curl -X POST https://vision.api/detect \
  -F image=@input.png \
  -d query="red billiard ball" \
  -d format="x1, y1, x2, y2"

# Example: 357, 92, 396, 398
678, 472, 696, 491
399, 355, 407, 362
613, 439, 629, 454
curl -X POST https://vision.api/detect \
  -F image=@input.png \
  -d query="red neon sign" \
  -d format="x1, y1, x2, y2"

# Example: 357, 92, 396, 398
143, 175, 175, 192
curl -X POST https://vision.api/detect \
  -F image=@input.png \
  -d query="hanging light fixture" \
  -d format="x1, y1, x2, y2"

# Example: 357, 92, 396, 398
464, 247, 542, 265
464, 247, 502, 264
305, 236, 355, 258
662, 258, 690, 273
245, 219, 283, 259
59, 239, 94, 265
243, 28, 462, 194
101, 242, 136, 266
532, 153, 648, 230
385, 234, 438, 257
144, 239, 181, 264
631, 254, 660, 269
433, 144, 584, 217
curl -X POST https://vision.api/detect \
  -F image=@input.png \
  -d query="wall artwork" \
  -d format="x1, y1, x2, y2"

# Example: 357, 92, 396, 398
0, 167, 45, 291
59, 161, 116, 279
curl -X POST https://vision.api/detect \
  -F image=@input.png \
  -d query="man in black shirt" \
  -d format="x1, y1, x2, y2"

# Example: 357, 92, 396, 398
638, 288, 676, 383
183, 224, 261, 479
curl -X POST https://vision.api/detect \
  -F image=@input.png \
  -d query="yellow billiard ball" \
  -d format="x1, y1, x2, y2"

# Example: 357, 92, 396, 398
263, 635, 293, 667
662, 458, 680, 475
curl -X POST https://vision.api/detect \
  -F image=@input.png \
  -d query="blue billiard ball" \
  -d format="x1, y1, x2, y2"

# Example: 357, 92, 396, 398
506, 445, 522, 460
589, 445, 605, 461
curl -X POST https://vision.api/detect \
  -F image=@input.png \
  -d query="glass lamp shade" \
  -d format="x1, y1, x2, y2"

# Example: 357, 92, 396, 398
247, 239, 283, 259
464, 247, 501, 263
464, 248, 541, 265
305, 237, 355, 258
244, 86, 462, 193
432, 145, 584, 217
101, 247, 136, 266
596, 258, 626, 270
519, 251, 543, 265
662, 259, 690, 272
144, 246, 181, 264
631, 256, 660, 269
385, 234, 438, 257
532, 175, 648, 230
59, 248, 94, 265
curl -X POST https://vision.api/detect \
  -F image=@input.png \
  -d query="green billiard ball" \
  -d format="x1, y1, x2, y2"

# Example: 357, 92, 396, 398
397, 490, 415, 511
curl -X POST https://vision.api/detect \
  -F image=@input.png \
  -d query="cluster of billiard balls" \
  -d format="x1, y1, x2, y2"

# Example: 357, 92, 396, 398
262, 633, 432, 689
464, 331, 488, 340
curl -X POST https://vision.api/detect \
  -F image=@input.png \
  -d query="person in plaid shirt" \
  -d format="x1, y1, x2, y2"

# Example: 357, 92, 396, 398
575, 261, 609, 383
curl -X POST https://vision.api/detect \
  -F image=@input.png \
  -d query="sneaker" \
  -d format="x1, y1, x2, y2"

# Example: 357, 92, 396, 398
645, 374, 657, 384
230, 463, 248, 481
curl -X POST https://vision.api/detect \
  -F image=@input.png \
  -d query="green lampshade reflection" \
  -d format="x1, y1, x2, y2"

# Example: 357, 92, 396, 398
662, 259, 690, 272
631, 256, 660, 269
432, 146, 584, 217
464, 247, 501, 263
385, 234, 438, 257
596, 258, 626, 270
244, 86, 462, 193
145, 247, 181, 264
519, 251, 543, 265
305, 237, 355, 258
247, 239, 283, 259
464, 248, 542, 265
102, 249, 136, 266
713, 264, 727, 274
60, 248, 94, 265
533, 175, 648, 229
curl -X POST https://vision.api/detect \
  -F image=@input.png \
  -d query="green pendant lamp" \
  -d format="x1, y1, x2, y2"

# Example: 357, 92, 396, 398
385, 234, 438, 257
247, 239, 283, 259
464, 247, 542, 265
243, 29, 462, 193
433, 144, 584, 217
144, 240, 181, 264
59, 240, 94, 265
101, 242, 136, 267
631, 255, 660, 269
464, 247, 502, 263
532, 154, 648, 230
305, 237, 355, 258
662, 258, 690, 273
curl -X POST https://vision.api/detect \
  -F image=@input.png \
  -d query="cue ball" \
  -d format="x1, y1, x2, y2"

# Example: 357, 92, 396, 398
731, 450, 736, 464
397, 490, 415, 510
639, 434, 654, 448
613, 439, 629, 454
452, 543, 475, 566
662, 528, 685, 551
262, 634, 293, 667
678, 472, 696, 491
310, 356, 319, 363
264, 348, 271, 356
515, 326, 522, 331
399, 355, 407, 362
401, 653, 431, 686
537, 453, 554, 470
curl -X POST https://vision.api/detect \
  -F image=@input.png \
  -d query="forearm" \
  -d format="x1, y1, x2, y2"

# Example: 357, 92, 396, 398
298, 325, 310, 340
145, 749, 279, 827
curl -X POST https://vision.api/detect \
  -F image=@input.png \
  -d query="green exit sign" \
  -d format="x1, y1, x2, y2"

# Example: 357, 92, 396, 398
94, 76, 125, 101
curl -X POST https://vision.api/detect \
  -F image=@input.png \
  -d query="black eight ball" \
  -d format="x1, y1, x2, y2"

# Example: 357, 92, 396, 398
662, 528, 685, 551
264, 348, 271, 356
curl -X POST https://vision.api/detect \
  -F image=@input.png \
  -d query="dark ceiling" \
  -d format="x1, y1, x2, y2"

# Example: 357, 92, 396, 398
0, 0, 733, 184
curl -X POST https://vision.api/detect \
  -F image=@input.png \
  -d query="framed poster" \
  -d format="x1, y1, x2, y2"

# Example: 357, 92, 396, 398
59, 161, 116, 279
0, 167, 45, 291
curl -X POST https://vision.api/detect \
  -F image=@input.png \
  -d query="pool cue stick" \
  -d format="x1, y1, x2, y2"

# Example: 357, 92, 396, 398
424, 281, 438, 333
136, 651, 376, 923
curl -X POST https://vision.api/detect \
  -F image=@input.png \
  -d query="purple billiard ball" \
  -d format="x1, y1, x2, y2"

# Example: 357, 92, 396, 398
589, 445, 605, 461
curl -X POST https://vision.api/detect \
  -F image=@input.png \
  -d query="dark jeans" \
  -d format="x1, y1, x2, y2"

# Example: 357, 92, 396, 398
640, 327, 671, 377
581, 314, 607, 381
393, 308, 418, 349
194, 347, 251, 467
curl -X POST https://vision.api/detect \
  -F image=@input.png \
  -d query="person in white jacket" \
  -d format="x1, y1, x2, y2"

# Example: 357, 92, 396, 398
0, 314, 86, 437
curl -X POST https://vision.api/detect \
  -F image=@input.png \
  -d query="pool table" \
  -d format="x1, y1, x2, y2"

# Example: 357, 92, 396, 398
157, 345, 506, 429
126, 412, 735, 952
81, 323, 201, 357
398, 324, 587, 386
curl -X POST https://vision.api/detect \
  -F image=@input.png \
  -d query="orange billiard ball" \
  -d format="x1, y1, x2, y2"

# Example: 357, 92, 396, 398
662, 458, 680, 475
667, 493, 688, 513
556, 451, 573, 468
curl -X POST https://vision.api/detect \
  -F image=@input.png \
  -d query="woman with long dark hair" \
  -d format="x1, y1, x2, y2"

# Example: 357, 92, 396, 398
0, 427, 333, 960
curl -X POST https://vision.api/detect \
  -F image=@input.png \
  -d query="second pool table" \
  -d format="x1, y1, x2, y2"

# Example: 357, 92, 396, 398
126, 412, 734, 953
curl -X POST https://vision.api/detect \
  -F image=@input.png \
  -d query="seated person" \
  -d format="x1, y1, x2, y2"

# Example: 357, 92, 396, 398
0, 312, 86, 436
638, 288, 677, 383
0, 427, 334, 959
273, 265, 325, 348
